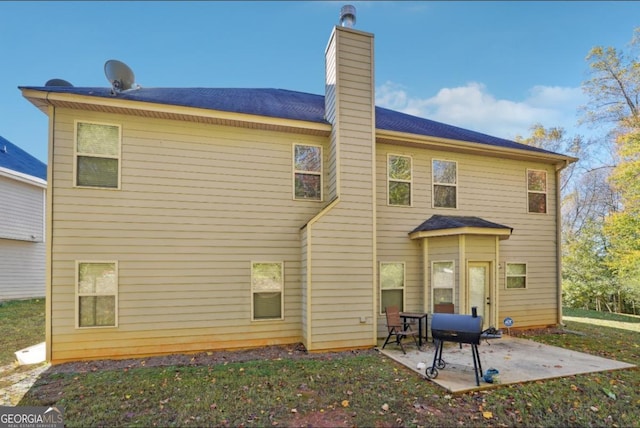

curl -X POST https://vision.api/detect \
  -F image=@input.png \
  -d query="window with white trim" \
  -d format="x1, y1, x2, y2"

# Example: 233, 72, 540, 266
506, 263, 527, 289
77, 262, 118, 328
433, 159, 457, 208
251, 262, 284, 320
75, 121, 121, 189
380, 262, 405, 313
388, 154, 412, 206
527, 169, 547, 213
293, 144, 322, 200
432, 261, 454, 312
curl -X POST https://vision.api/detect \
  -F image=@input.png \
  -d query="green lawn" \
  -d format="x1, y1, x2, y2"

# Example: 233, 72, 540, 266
4, 302, 639, 427
0, 298, 45, 366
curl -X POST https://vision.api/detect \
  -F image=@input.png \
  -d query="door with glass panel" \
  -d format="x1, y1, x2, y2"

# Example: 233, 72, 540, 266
468, 262, 490, 328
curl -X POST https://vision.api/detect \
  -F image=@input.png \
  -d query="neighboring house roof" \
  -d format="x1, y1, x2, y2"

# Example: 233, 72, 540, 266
0, 135, 47, 181
19, 86, 565, 158
409, 215, 513, 240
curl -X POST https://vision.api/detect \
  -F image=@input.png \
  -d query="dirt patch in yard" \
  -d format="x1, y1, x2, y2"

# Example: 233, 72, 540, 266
46, 343, 376, 375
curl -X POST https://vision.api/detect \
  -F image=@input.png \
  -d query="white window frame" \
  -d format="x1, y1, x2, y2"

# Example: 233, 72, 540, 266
76, 261, 118, 329
293, 144, 323, 201
387, 154, 413, 207
527, 169, 547, 214
379, 261, 406, 314
74, 120, 122, 189
432, 159, 458, 209
251, 261, 285, 321
505, 262, 528, 289
431, 260, 455, 312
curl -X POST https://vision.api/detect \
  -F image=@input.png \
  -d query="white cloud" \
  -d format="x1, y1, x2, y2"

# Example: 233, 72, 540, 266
376, 81, 586, 140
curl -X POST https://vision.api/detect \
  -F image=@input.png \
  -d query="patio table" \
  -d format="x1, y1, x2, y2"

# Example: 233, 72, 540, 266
399, 312, 428, 347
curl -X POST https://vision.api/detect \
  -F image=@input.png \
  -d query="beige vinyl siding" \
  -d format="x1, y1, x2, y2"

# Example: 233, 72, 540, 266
375, 142, 559, 329
304, 26, 375, 351
48, 108, 326, 362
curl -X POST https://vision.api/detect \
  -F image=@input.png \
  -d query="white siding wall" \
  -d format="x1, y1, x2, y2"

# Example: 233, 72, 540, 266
0, 175, 44, 242
49, 108, 327, 362
0, 238, 45, 300
0, 175, 45, 300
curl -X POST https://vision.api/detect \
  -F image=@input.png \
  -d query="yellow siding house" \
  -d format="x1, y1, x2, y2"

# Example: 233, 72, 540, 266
21, 20, 576, 363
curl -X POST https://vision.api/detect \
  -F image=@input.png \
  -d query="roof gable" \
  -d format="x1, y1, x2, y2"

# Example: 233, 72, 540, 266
0, 135, 47, 181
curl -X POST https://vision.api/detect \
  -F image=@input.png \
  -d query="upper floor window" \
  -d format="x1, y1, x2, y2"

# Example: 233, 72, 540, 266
293, 144, 322, 201
75, 121, 121, 189
433, 159, 457, 208
527, 169, 547, 213
77, 261, 118, 328
380, 262, 405, 313
388, 155, 412, 206
251, 262, 284, 320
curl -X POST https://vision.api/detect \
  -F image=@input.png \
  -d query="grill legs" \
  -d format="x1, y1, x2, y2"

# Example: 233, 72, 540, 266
425, 340, 484, 386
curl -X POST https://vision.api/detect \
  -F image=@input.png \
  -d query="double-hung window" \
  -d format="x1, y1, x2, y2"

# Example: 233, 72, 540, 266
506, 263, 527, 289
380, 262, 405, 313
293, 144, 322, 201
388, 154, 412, 206
251, 262, 284, 320
527, 169, 547, 213
77, 262, 118, 328
432, 261, 454, 313
433, 159, 457, 208
75, 121, 121, 189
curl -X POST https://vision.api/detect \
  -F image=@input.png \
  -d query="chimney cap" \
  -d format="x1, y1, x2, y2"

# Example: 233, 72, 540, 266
339, 4, 356, 28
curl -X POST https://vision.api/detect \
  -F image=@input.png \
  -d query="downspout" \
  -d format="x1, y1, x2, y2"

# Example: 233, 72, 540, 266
45, 96, 54, 362
555, 159, 570, 327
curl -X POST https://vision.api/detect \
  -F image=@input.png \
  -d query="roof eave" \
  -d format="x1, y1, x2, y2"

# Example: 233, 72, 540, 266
0, 166, 47, 187
409, 226, 512, 240
20, 88, 332, 137
376, 129, 578, 165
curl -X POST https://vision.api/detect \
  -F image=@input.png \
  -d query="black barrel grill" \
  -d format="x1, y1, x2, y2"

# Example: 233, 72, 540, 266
426, 310, 484, 386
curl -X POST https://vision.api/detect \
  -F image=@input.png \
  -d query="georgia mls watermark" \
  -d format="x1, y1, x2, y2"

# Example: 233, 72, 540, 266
0, 406, 64, 428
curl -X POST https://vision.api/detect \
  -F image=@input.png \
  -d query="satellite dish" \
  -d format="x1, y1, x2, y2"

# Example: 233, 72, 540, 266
45, 78, 73, 87
104, 59, 135, 92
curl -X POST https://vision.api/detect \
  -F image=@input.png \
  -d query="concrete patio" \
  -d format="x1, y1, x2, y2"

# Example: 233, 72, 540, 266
379, 335, 636, 393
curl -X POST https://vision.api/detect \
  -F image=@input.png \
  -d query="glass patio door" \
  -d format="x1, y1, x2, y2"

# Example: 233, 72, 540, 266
468, 262, 490, 328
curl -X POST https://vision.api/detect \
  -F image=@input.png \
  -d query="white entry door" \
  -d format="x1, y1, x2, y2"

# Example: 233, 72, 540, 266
468, 262, 490, 328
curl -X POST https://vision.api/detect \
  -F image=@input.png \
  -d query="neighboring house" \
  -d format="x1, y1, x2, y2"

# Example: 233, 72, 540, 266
21, 22, 576, 364
0, 135, 46, 301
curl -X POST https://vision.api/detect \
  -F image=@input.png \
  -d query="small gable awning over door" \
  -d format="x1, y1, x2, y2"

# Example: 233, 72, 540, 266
408, 215, 513, 240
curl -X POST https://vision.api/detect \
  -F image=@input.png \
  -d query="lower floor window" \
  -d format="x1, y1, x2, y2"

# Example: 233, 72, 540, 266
506, 263, 527, 289
77, 262, 117, 328
432, 261, 454, 313
380, 262, 405, 313
252, 262, 284, 320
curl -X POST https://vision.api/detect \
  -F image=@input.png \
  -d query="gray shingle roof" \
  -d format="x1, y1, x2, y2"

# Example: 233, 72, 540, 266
20, 86, 561, 157
0, 135, 47, 180
410, 215, 512, 234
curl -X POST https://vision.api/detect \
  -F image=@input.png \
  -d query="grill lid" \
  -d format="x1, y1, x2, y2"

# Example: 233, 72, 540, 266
431, 313, 483, 344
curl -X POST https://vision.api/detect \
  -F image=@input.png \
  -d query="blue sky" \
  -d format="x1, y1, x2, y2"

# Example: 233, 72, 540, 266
1, 1, 639, 163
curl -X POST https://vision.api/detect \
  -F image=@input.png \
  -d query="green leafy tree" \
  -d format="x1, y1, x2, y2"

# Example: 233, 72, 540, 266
603, 121, 640, 312
581, 28, 640, 126
563, 219, 617, 311
580, 28, 640, 313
